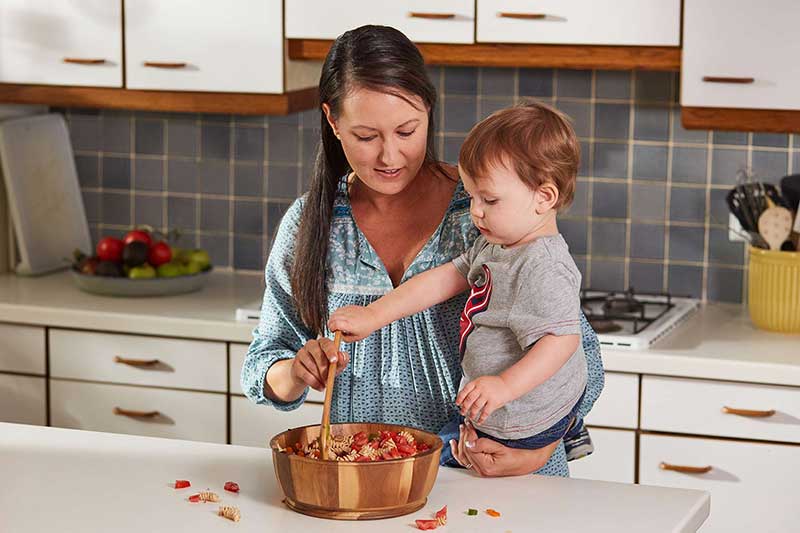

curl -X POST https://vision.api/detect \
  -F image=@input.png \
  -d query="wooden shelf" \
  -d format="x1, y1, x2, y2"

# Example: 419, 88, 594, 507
0, 84, 318, 115
288, 39, 680, 71
682, 106, 800, 133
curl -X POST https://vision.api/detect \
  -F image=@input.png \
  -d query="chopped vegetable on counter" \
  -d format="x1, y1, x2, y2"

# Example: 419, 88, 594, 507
435, 505, 447, 525
467, 508, 478, 516
486, 508, 501, 517
188, 494, 201, 503
415, 519, 439, 530
224, 481, 240, 493
174, 479, 191, 489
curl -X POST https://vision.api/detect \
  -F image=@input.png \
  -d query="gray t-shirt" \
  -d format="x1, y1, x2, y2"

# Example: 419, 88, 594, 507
452, 234, 588, 440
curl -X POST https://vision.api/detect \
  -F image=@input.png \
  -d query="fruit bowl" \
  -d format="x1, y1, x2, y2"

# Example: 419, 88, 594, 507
270, 422, 442, 520
69, 267, 213, 297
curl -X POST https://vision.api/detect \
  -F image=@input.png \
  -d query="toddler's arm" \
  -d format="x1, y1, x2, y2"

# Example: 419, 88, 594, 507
328, 263, 469, 342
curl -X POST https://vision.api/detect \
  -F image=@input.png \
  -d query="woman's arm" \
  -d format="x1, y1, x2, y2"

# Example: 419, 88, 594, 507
328, 263, 468, 341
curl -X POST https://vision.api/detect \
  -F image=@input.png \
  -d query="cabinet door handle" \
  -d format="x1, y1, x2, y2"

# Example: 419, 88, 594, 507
113, 407, 160, 419
498, 12, 548, 20
722, 406, 776, 417
702, 76, 755, 84
144, 61, 187, 69
659, 462, 712, 474
115, 356, 160, 368
408, 12, 456, 20
63, 58, 106, 65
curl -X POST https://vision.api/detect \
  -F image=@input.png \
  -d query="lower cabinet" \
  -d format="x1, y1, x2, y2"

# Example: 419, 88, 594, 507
0, 374, 46, 425
50, 380, 227, 443
568, 427, 636, 483
639, 434, 799, 533
230, 395, 323, 448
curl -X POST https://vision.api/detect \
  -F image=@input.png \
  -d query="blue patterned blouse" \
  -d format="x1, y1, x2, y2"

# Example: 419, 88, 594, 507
241, 176, 605, 476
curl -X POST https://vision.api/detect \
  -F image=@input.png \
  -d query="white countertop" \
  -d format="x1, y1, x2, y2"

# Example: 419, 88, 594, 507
1, 271, 798, 386
0, 270, 262, 342
0, 423, 709, 533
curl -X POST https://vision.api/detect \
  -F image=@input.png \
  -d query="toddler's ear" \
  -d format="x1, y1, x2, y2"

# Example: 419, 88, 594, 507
534, 182, 560, 213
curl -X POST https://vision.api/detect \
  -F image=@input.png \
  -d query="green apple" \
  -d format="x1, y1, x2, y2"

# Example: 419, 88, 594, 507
172, 247, 192, 265
185, 260, 203, 275
157, 262, 183, 278
128, 263, 156, 279
188, 249, 211, 270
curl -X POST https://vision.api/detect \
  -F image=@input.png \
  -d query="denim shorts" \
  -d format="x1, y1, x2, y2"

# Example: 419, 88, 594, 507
438, 388, 585, 465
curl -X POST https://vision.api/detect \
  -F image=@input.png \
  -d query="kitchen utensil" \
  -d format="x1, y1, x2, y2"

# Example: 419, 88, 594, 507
270, 422, 442, 520
320, 330, 343, 461
726, 188, 769, 248
758, 199, 793, 251
0, 114, 91, 275
781, 174, 800, 211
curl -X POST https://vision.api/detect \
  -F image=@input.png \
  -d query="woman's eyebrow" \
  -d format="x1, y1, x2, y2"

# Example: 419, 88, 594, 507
351, 119, 420, 131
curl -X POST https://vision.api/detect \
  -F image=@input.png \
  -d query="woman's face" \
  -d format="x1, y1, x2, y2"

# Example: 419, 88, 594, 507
324, 87, 429, 197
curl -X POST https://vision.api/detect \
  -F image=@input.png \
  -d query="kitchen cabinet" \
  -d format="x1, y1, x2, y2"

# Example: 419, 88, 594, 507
50, 329, 227, 392
0, 374, 45, 425
125, 0, 284, 93
640, 434, 797, 533
681, 0, 800, 132
0, 0, 123, 87
476, 0, 680, 46
0, 323, 45, 375
50, 379, 227, 443
230, 343, 325, 402
569, 428, 636, 483
231, 395, 322, 447
286, 0, 475, 44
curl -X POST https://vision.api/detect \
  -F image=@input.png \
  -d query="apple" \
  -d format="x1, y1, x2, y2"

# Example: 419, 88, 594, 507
128, 264, 156, 279
148, 241, 172, 267
96, 237, 124, 263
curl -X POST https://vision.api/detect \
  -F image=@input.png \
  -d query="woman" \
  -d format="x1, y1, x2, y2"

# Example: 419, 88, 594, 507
242, 25, 603, 477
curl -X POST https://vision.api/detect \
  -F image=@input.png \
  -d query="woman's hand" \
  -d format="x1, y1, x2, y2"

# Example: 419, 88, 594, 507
327, 305, 381, 342
448, 420, 558, 477
290, 337, 350, 392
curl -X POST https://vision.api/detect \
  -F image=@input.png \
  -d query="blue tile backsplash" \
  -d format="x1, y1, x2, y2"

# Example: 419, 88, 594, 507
62, 67, 800, 303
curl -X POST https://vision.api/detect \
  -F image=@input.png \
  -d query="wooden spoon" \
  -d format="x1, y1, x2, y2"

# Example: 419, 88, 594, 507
758, 198, 794, 251
320, 330, 343, 461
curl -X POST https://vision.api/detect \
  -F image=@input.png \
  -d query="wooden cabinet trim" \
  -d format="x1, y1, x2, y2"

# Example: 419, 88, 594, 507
0, 84, 318, 115
288, 39, 680, 71
682, 106, 800, 133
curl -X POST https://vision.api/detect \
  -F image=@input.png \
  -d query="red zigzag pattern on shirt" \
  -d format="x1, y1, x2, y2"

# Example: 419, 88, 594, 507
459, 264, 493, 357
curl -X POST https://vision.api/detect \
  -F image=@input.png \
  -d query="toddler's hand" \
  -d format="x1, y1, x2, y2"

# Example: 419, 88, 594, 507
456, 376, 511, 424
327, 305, 379, 342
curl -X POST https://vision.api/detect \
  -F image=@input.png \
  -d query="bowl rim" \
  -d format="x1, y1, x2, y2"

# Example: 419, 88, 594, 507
70, 265, 213, 282
269, 422, 444, 465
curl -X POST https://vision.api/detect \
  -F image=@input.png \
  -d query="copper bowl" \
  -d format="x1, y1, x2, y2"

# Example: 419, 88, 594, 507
269, 422, 442, 520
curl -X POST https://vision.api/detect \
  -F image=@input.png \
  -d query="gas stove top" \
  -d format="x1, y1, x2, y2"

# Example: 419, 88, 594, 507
581, 288, 699, 350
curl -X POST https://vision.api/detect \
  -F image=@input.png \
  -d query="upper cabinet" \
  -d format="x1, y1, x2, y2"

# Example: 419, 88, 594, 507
286, 1, 475, 44
0, 0, 122, 87
681, 0, 800, 132
125, 0, 284, 93
476, 0, 680, 46
682, 0, 800, 110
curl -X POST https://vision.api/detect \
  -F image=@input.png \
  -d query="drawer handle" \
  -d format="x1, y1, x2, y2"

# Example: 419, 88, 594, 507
115, 356, 160, 368
722, 406, 776, 418
63, 57, 106, 65
408, 12, 456, 20
498, 12, 548, 20
113, 407, 160, 419
144, 61, 187, 69
702, 76, 755, 84
659, 462, 712, 474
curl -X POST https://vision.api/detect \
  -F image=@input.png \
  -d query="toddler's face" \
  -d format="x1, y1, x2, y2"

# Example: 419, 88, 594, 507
459, 162, 553, 247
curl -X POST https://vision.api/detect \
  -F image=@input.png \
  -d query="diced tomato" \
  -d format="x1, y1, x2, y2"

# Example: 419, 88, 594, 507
396, 434, 408, 445
350, 443, 363, 452
224, 481, 240, 493
188, 494, 201, 503
369, 440, 380, 449
415, 519, 439, 530
381, 450, 395, 461
397, 443, 415, 455
435, 505, 447, 525
174, 479, 191, 489
355, 455, 373, 462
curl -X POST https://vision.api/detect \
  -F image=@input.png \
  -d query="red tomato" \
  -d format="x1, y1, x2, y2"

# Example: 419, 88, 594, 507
415, 519, 439, 530
224, 481, 240, 493
96, 237, 124, 263
174, 479, 191, 489
188, 494, 200, 503
123, 229, 153, 248
148, 241, 172, 267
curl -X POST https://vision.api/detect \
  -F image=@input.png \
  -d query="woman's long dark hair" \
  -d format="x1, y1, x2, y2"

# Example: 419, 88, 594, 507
291, 25, 444, 335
